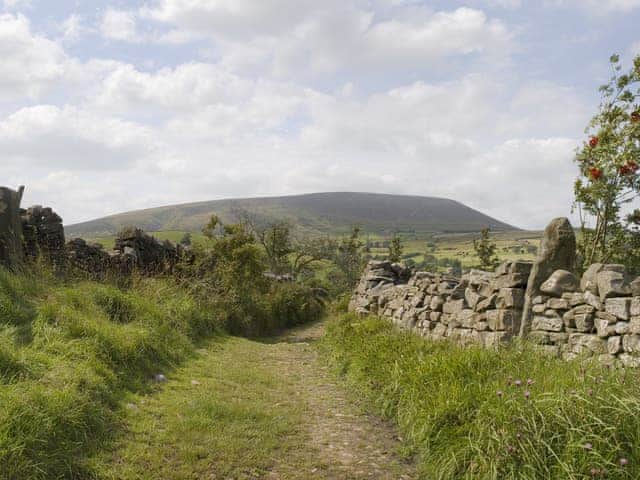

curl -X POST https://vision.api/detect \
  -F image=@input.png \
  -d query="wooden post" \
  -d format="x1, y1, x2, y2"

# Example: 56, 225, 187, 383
0, 186, 26, 268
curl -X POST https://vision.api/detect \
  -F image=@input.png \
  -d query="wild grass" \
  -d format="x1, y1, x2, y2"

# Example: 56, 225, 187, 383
0, 266, 323, 479
321, 313, 640, 479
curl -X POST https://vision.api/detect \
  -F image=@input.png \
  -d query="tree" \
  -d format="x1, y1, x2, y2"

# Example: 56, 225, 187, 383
574, 54, 640, 273
231, 208, 293, 274
290, 236, 336, 276
473, 228, 499, 270
180, 232, 192, 246
387, 233, 403, 263
330, 227, 365, 290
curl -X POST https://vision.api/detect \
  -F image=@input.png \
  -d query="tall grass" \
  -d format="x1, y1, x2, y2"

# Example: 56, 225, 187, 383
0, 267, 323, 479
322, 313, 640, 479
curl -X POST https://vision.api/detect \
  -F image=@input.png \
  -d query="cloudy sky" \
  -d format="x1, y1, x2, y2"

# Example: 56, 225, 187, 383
1, 0, 639, 228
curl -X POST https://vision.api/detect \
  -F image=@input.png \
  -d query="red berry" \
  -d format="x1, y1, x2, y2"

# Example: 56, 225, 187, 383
628, 161, 639, 172
631, 112, 640, 123
589, 136, 599, 148
620, 165, 631, 176
589, 167, 602, 180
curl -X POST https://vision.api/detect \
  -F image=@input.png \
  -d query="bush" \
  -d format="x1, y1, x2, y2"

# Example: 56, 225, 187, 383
322, 314, 640, 479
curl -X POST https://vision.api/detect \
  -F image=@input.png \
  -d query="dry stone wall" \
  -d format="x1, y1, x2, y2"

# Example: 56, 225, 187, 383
350, 260, 530, 348
350, 258, 640, 367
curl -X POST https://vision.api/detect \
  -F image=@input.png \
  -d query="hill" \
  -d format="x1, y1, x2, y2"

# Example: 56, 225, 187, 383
65, 192, 517, 238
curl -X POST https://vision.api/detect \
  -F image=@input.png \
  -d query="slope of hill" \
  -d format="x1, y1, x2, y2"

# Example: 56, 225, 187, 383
65, 192, 517, 237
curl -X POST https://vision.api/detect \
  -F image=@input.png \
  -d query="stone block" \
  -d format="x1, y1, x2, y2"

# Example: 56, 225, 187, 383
568, 333, 607, 355
497, 288, 525, 309
532, 315, 563, 332
631, 297, 640, 317
486, 309, 521, 332
546, 298, 570, 310
540, 270, 579, 297
476, 294, 497, 312
608, 336, 623, 354
623, 334, 640, 354
597, 268, 631, 301
443, 298, 465, 315
605, 297, 631, 320
574, 313, 595, 333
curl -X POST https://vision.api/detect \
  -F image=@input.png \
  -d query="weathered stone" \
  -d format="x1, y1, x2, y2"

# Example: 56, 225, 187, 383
443, 298, 465, 315
623, 335, 640, 354
631, 297, 640, 317
615, 322, 630, 335
568, 333, 607, 355
465, 288, 482, 310
562, 310, 575, 328
631, 278, 640, 297
575, 314, 595, 333
521, 218, 576, 337
573, 305, 596, 315
486, 309, 521, 333
605, 298, 631, 320
546, 298, 570, 310
0, 186, 25, 267
630, 316, 640, 334
580, 263, 604, 295
597, 268, 631, 301
533, 304, 547, 314
496, 288, 525, 309
509, 261, 533, 275
532, 295, 549, 305
540, 270, 579, 297
619, 354, 640, 368
596, 311, 617, 322
491, 273, 528, 289
474, 321, 489, 331
598, 354, 617, 367
481, 331, 510, 348
463, 269, 495, 286
457, 309, 477, 329
595, 318, 615, 337
430, 311, 442, 322
583, 291, 602, 310
529, 331, 551, 344
562, 292, 585, 307
476, 294, 497, 312
532, 315, 564, 332
430, 296, 444, 312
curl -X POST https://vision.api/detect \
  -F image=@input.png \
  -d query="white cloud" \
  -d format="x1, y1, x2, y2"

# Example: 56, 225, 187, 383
100, 8, 139, 42
0, 105, 158, 170
144, 2, 514, 76
0, 14, 67, 100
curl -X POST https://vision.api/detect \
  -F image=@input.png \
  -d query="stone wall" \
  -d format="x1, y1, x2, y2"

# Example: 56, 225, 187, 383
349, 259, 640, 367
22, 205, 66, 266
0, 186, 25, 267
349, 260, 529, 348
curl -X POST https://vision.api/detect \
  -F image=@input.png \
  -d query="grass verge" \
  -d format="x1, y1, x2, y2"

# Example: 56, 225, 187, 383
321, 313, 640, 479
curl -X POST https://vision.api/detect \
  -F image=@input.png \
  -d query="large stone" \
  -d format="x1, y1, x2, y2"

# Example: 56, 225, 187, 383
608, 336, 623, 354
490, 273, 528, 289
631, 278, 640, 297
623, 335, 640, 354
476, 294, 497, 312
532, 315, 564, 332
496, 288, 525, 309
605, 298, 632, 321
486, 309, 522, 333
568, 333, 607, 355
520, 218, 576, 337
540, 270, 579, 297
632, 298, 640, 317
465, 288, 483, 310
0, 186, 25, 267
597, 268, 631, 301
580, 263, 604, 295
443, 298, 465, 315
575, 313, 595, 333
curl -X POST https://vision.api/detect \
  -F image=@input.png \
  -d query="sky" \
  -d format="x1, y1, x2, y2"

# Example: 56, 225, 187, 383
1, 0, 639, 229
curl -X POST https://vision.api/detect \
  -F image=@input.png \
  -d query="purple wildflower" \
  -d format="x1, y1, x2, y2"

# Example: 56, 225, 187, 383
524, 390, 531, 400
514, 379, 522, 387
584, 443, 593, 451
619, 458, 629, 466
527, 378, 534, 386
497, 390, 503, 398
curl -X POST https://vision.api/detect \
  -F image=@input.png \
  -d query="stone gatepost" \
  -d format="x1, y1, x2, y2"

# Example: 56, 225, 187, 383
0, 186, 26, 268
520, 217, 576, 337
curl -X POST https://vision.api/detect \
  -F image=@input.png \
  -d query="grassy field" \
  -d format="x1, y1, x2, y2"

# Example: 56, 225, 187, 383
83, 228, 543, 270
321, 313, 640, 479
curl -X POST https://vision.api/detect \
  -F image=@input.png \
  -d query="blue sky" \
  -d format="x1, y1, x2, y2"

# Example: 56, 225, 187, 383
1, 0, 639, 228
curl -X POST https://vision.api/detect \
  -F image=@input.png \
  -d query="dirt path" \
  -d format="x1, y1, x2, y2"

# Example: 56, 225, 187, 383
263, 321, 415, 479
94, 321, 415, 479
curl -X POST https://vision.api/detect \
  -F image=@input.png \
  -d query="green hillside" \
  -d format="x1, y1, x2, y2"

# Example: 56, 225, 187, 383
66, 192, 517, 238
